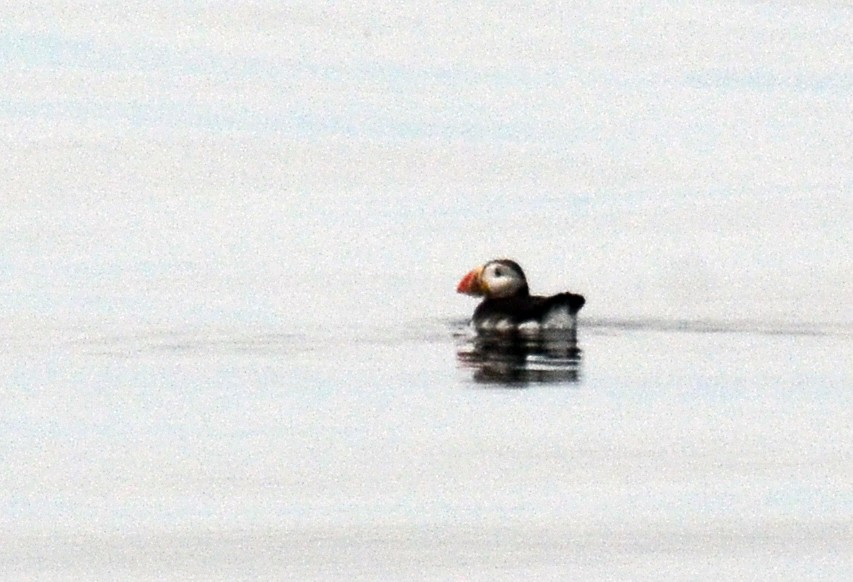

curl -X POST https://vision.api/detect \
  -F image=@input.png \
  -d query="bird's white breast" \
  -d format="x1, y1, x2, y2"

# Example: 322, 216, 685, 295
540, 306, 577, 330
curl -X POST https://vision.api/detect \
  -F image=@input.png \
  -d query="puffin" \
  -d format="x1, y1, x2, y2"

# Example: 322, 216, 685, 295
457, 259, 585, 332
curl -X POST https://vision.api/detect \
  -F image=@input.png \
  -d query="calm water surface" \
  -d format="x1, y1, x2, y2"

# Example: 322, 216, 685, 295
2, 318, 851, 579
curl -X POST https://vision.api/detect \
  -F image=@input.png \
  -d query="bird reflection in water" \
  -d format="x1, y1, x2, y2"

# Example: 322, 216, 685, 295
456, 329, 582, 387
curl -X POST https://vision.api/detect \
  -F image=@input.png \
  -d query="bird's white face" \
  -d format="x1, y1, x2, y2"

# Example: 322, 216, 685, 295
480, 261, 526, 298
457, 260, 527, 299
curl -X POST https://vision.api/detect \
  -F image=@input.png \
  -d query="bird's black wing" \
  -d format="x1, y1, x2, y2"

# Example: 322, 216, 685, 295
473, 293, 584, 326
546, 292, 585, 314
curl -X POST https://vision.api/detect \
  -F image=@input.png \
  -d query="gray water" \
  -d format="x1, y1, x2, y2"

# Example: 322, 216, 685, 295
2, 3, 852, 580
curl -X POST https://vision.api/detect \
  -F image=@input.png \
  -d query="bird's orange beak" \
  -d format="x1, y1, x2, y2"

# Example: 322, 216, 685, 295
457, 266, 486, 296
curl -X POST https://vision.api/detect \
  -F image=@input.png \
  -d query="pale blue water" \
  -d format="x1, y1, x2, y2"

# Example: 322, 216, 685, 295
2, 318, 850, 579
1, 2, 852, 579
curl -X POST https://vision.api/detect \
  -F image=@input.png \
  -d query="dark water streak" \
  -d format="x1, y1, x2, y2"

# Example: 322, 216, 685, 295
455, 328, 582, 387
452, 315, 852, 388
